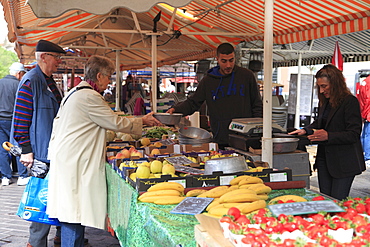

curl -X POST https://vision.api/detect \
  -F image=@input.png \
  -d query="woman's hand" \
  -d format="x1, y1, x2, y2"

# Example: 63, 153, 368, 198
288, 129, 306, 136
308, 129, 328, 142
142, 112, 164, 126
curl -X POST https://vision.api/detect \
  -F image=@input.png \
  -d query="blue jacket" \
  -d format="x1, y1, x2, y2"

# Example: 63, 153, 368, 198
11, 65, 60, 163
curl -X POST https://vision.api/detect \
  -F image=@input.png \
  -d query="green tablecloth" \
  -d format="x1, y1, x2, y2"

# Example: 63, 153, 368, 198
106, 164, 320, 247
106, 164, 198, 247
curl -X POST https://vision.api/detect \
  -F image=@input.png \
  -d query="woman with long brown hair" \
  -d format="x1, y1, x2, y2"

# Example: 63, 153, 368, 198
289, 64, 365, 200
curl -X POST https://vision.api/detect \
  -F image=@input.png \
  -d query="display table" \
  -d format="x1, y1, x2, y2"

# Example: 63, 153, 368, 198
105, 164, 320, 246
228, 148, 311, 187
106, 164, 198, 247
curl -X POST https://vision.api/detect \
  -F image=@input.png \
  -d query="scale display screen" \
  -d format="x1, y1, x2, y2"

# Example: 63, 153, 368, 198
229, 118, 285, 134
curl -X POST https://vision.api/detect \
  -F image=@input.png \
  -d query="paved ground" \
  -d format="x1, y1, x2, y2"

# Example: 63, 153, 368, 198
1, 145, 369, 247
0, 177, 120, 247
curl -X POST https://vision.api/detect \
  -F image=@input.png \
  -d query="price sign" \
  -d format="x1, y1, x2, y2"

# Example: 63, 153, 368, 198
165, 156, 196, 166
268, 200, 345, 217
173, 164, 204, 175
159, 139, 176, 145
170, 197, 214, 215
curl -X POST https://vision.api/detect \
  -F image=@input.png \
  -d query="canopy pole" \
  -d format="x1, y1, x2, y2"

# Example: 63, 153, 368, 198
151, 35, 158, 113
294, 52, 303, 128
115, 50, 121, 112
261, 0, 274, 167
174, 67, 178, 93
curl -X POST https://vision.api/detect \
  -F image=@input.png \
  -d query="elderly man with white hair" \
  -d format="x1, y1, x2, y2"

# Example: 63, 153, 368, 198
0, 62, 26, 186
10, 39, 66, 247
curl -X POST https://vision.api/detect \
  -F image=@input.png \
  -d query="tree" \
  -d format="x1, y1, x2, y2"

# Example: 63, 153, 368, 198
0, 46, 18, 78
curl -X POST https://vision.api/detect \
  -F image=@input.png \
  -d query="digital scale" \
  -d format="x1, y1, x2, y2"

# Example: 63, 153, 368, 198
229, 118, 285, 135
228, 118, 286, 151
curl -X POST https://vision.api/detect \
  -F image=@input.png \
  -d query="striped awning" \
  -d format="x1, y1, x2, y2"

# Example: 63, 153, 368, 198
1, 0, 369, 69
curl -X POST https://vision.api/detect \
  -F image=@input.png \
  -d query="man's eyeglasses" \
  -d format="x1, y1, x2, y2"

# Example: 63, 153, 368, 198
44, 53, 62, 60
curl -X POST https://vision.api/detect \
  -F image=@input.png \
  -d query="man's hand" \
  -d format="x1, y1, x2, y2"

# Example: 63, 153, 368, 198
20, 153, 34, 168
166, 108, 175, 114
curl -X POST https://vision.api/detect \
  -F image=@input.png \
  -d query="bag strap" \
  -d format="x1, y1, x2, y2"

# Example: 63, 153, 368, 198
62, 86, 93, 106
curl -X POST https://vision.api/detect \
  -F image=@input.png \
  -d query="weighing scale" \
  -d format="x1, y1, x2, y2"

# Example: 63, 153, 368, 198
228, 118, 286, 151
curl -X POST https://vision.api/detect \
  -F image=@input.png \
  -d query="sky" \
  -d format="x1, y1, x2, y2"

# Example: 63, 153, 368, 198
0, 7, 7, 42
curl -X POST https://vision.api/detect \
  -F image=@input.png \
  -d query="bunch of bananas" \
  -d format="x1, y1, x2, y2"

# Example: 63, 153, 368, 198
138, 182, 185, 205
268, 195, 307, 204
185, 175, 272, 218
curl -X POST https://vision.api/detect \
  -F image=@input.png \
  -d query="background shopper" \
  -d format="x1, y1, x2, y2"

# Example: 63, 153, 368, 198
0, 62, 26, 186
10, 40, 65, 247
358, 75, 370, 167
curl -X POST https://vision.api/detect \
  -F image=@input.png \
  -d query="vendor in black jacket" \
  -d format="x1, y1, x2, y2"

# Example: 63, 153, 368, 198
289, 64, 365, 200
167, 43, 263, 148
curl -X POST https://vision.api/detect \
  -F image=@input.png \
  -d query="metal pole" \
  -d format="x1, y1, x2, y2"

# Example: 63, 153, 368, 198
115, 50, 121, 112
261, 0, 274, 167
174, 67, 178, 93
151, 35, 158, 113
294, 52, 302, 128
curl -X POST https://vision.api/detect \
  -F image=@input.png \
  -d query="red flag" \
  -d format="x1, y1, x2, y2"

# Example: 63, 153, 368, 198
331, 41, 343, 71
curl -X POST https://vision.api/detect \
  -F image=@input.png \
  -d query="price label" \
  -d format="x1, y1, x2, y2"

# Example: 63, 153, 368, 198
170, 197, 214, 215
173, 164, 204, 175
166, 156, 196, 166
268, 200, 345, 216
159, 139, 175, 145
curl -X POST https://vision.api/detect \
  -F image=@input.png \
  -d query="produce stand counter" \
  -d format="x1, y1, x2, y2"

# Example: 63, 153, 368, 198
105, 164, 323, 247
106, 163, 198, 247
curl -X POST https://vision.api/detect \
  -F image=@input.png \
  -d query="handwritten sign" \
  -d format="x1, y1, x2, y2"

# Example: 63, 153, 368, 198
173, 164, 204, 175
170, 197, 214, 215
166, 156, 196, 166
159, 139, 176, 145
268, 200, 345, 217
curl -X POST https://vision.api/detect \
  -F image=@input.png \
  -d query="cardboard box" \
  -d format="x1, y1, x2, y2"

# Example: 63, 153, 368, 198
188, 169, 293, 188
190, 173, 220, 188
126, 169, 191, 192
194, 215, 234, 247
239, 168, 293, 183
181, 143, 219, 153
144, 144, 181, 157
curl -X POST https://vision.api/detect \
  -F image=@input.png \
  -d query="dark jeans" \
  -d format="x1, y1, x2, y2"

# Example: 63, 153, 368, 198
29, 222, 61, 247
0, 120, 12, 178
0, 119, 28, 178
315, 155, 355, 200
61, 222, 85, 247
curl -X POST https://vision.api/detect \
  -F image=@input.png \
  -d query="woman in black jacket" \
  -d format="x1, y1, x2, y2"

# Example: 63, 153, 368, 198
289, 64, 365, 200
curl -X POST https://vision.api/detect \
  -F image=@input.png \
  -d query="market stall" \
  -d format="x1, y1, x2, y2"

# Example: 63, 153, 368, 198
106, 161, 370, 246
106, 164, 198, 246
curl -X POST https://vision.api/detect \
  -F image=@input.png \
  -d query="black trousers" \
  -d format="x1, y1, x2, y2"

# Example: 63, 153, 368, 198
315, 155, 355, 200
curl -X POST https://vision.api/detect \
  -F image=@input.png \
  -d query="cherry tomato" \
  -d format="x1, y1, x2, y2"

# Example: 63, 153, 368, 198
227, 207, 241, 220
343, 200, 354, 208
220, 216, 233, 223
235, 214, 250, 225
354, 203, 366, 214
312, 195, 325, 201
282, 239, 296, 246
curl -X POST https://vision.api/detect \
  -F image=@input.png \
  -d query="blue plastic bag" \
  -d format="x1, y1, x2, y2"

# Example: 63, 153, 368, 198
17, 175, 60, 225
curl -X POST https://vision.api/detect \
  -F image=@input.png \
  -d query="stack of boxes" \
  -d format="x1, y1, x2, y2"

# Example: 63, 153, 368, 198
144, 98, 175, 114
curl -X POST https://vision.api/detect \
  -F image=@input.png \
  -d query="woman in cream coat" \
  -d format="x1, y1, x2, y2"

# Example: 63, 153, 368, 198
47, 55, 162, 246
